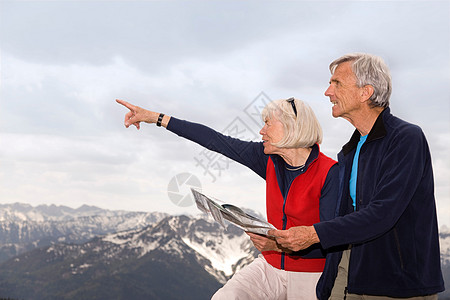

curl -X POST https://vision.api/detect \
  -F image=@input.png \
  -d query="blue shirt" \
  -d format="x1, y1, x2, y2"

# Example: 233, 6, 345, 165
349, 134, 367, 209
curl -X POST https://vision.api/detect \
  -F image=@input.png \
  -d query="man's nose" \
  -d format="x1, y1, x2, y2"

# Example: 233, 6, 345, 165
324, 85, 333, 97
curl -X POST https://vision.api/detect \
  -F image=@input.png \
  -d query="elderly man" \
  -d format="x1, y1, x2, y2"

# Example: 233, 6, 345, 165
269, 53, 445, 299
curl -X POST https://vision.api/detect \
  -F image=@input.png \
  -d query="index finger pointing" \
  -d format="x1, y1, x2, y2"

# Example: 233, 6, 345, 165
116, 99, 135, 111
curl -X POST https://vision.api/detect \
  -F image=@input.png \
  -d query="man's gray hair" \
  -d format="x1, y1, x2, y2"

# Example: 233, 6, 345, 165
329, 53, 392, 108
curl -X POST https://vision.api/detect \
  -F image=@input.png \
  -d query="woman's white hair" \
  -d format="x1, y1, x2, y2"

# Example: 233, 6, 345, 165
261, 98, 322, 148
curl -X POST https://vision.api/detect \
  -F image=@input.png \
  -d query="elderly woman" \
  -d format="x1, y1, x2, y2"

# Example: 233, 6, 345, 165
117, 97, 338, 300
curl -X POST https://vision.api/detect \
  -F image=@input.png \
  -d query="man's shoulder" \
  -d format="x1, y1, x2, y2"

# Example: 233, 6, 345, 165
379, 112, 430, 157
383, 110, 423, 137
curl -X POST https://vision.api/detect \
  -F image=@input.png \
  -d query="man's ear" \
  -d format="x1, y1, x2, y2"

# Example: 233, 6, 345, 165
361, 85, 374, 102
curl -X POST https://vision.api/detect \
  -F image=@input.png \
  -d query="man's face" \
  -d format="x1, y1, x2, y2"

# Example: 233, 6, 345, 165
324, 61, 364, 120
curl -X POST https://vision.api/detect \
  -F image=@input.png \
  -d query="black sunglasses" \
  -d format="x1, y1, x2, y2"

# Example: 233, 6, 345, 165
286, 97, 297, 117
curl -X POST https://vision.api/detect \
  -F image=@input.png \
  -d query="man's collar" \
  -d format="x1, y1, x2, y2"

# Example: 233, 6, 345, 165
342, 107, 389, 155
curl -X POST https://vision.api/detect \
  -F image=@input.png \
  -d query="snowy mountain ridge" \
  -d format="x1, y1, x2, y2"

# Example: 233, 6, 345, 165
0, 202, 168, 224
440, 225, 450, 265
0, 202, 169, 263
0, 202, 258, 285
98, 214, 257, 281
1, 202, 448, 299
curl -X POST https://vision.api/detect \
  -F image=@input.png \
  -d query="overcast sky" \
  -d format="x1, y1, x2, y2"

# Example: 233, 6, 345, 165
0, 0, 449, 227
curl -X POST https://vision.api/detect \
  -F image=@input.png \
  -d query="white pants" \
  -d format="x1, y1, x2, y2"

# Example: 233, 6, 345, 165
212, 255, 321, 300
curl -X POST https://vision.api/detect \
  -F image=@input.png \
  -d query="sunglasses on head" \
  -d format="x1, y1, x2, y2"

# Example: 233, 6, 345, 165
286, 97, 297, 117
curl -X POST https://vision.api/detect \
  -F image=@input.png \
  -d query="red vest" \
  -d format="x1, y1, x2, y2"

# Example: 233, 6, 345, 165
263, 151, 336, 272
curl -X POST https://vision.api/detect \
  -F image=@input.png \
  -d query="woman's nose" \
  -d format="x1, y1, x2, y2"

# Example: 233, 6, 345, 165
259, 126, 266, 135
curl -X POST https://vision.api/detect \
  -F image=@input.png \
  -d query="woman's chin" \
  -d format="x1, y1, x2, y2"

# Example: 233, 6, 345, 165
263, 146, 274, 155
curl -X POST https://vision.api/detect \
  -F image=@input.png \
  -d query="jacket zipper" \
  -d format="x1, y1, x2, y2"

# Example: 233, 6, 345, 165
393, 227, 404, 270
280, 155, 319, 270
281, 202, 287, 269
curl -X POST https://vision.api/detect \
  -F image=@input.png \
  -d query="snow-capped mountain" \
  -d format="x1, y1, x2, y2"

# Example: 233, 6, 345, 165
440, 225, 450, 264
439, 225, 450, 299
0, 202, 168, 263
0, 210, 258, 300
100, 214, 257, 282
1, 202, 448, 299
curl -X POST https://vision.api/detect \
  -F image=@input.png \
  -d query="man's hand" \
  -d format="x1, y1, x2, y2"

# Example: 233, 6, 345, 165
267, 226, 320, 252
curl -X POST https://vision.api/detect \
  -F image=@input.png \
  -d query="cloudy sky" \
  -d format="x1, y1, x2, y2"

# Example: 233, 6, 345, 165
0, 1, 449, 227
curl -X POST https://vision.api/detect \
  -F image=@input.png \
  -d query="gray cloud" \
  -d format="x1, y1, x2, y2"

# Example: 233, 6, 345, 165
0, 0, 449, 225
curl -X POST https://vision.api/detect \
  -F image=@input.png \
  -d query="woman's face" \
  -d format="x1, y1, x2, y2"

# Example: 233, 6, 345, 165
259, 115, 284, 155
